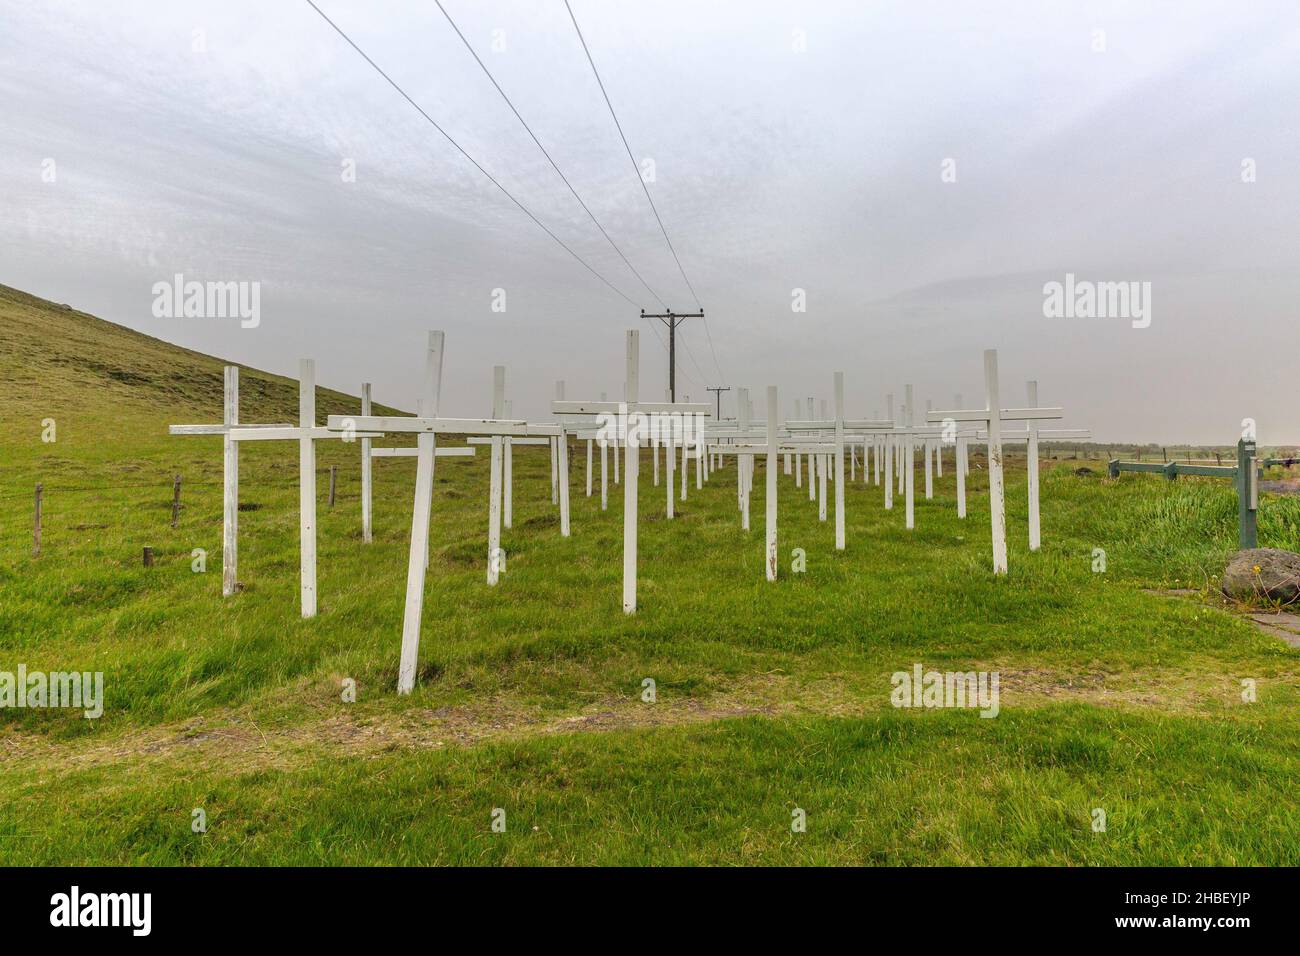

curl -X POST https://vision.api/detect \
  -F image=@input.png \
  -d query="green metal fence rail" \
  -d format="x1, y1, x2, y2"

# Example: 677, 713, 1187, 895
1109, 439, 1261, 548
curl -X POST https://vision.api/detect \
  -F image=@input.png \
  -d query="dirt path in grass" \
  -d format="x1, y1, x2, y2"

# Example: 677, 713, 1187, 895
5, 664, 1292, 778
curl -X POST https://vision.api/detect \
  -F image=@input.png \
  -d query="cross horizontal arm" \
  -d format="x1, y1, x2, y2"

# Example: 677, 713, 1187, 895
982, 428, 1091, 440
926, 408, 1063, 424
787, 419, 894, 431
326, 415, 546, 437
712, 441, 836, 454
228, 427, 384, 442
551, 401, 712, 415
169, 423, 292, 436
927, 409, 992, 423
999, 406, 1065, 421
465, 436, 550, 446
371, 446, 476, 458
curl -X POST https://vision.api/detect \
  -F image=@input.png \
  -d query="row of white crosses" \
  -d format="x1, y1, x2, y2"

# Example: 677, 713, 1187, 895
175, 337, 1085, 694
170, 343, 494, 616
702, 351, 1085, 576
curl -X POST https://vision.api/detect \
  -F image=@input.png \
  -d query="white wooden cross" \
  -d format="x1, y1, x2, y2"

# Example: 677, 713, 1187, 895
227, 359, 388, 618
170, 362, 381, 616
551, 330, 711, 614
975, 380, 1089, 552
169, 367, 273, 596
325, 335, 564, 693
883, 393, 896, 507
792, 400, 803, 488
927, 349, 1063, 574
924, 398, 934, 500
701, 386, 782, 580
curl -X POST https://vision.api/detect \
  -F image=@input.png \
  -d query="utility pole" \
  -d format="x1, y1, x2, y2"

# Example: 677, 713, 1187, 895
641, 309, 704, 402
706, 385, 731, 421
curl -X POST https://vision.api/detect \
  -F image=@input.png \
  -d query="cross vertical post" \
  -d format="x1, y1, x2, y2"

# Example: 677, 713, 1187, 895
397, 331, 444, 695
985, 350, 1008, 574
924, 399, 934, 499
1026, 380, 1041, 551
504, 399, 513, 529
793, 400, 803, 489
599, 391, 609, 511
904, 384, 915, 530
623, 331, 640, 613
765, 385, 779, 581
833, 371, 846, 549
487, 366, 506, 585
665, 406, 675, 519
739, 387, 751, 530
361, 382, 373, 543
222, 366, 239, 596
299, 359, 317, 618
956, 433, 968, 518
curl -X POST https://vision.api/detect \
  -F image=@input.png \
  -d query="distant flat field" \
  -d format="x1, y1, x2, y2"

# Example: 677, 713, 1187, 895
1, 285, 1297, 865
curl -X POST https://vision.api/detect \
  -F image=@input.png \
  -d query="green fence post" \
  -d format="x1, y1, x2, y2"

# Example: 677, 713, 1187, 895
1237, 438, 1257, 549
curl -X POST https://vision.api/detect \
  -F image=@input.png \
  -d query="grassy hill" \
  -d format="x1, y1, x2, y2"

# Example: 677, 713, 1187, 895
0, 285, 1297, 865
0, 282, 404, 448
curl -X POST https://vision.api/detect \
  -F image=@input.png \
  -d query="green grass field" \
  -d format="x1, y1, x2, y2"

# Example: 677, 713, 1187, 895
1, 284, 1297, 865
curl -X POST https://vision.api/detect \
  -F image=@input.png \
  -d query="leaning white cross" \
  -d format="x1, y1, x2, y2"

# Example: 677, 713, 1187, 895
326, 335, 562, 693
169, 361, 382, 616
701, 386, 782, 580
927, 349, 1062, 574
551, 330, 710, 613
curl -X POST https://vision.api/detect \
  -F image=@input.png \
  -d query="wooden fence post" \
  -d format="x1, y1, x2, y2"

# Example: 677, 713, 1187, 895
328, 465, 337, 508
143, 546, 154, 567
33, 483, 43, 557
171, 474, 182, 527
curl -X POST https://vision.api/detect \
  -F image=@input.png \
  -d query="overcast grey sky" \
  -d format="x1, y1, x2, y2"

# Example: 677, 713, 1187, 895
2, 0, 1298, 441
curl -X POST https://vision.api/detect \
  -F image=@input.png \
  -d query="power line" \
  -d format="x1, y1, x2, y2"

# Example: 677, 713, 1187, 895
305, 0, 643, 310
432, 0, 670, 311
699, 312, 726, 381
562, 0, 726, 382
563, 0, 699, 307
